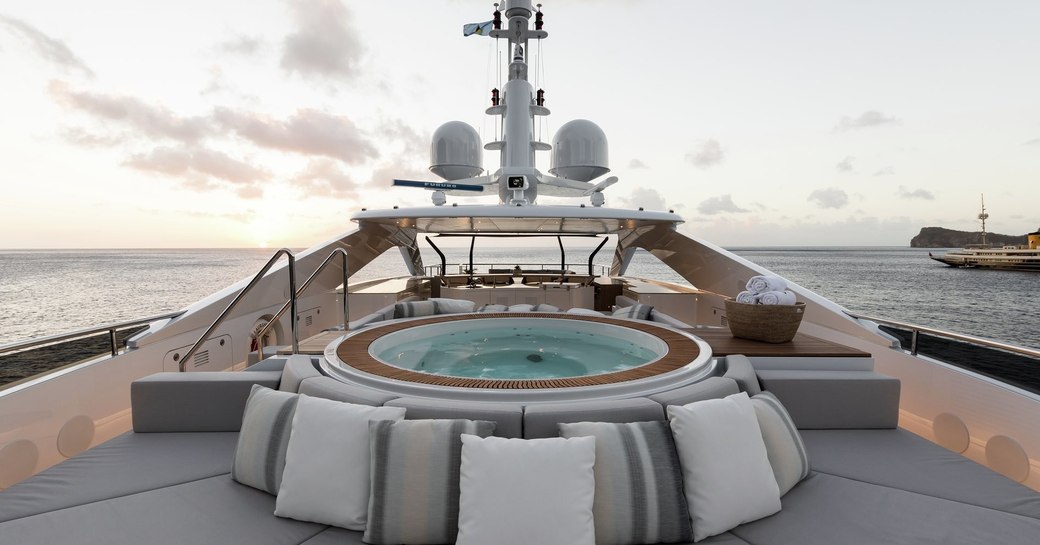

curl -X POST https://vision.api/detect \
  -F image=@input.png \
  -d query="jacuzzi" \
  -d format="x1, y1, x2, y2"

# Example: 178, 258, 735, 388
323, 313, 714, 403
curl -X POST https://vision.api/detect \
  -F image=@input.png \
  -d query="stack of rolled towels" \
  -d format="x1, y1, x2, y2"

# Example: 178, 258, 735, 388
737, 275, 797, 305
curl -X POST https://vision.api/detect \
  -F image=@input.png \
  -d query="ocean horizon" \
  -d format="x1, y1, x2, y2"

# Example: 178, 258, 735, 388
1, 247, 1036, 350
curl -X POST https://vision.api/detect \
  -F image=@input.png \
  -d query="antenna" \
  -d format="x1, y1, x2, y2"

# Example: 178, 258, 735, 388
978, 194, 989, 247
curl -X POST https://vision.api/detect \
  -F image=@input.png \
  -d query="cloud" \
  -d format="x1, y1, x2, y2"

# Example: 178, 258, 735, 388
214, 107, 377, 164
897, 186, 934, 200
0, 15, 93, 77
125, 146, 270, 198
834, 110, 899, 132
290, 159, 361, 198
836, 156, 854, 173
686, 139, 725, 168
628, 158, 648, 169
281, 0, 364, 81
617, 187, 670, 211
219, 35, 264, 55
697, 194, 749, 215
808, 187, 849, 209
375, 119, 427, 158
873, 166, 895, 176
50, 82, 211, 143
60, 127, 127, 147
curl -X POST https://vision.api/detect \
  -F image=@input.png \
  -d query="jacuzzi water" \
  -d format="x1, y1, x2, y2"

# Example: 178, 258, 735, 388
373, 323, 662, 380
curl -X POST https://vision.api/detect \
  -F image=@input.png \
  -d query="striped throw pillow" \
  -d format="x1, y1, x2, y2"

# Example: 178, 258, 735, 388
478, 304, 508, 313
558, 421, 692, 545
751, 391, 810, 496
533, 303, 560, 312
394, 301, 437, 319
611, 303, 654, 321
231, 385, 298, 495
365, 419, 496, 544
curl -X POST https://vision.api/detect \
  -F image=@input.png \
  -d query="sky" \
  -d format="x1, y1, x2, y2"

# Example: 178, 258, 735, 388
0, 0, 1037, 248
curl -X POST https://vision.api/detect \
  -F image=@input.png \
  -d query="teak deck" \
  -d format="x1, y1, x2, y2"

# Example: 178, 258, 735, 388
283, 318, 870, 362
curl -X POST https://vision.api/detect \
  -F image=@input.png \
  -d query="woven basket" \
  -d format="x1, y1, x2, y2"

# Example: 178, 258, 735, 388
724, 300, 805, 343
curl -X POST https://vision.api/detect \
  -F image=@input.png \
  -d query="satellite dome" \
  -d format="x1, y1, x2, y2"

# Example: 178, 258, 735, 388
550, 119, 609, 182
430, 121, 483, 181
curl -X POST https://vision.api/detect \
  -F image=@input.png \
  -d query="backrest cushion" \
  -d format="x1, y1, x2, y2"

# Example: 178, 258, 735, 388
365, 419, 497, 544
279, 354, 322, 393
559, 421, 692, 545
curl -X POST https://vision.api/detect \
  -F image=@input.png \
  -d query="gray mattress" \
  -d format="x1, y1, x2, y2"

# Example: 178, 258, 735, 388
2, 428, 1039, 544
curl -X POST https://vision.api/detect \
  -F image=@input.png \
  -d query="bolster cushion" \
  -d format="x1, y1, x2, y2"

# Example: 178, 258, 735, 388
756, 370, 900, 429
649, 376, 740, 407
278, 354, 323, 393
298, 376, 397, 407
523, 397, 665, 439
131, 371, 281, 432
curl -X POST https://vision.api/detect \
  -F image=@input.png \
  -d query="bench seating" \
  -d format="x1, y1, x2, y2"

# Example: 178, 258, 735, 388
3, 358, 1039, 544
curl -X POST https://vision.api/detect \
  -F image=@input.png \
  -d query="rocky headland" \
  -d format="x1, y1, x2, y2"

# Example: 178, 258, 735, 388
910, 227, 1027, 248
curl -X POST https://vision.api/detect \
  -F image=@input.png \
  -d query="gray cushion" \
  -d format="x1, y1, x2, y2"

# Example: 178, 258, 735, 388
384, 397, 523, 438
649, 377, 739, 407
131, 371, 281, 432
803, 429, 1040, 519
751, 391, 810, 496
731, 472, 1040, 545
246, 356, 289, 372
559, 420, 692, 544
298, 377, 396, 406
0, 475, 326, 545
722, 355, 761, 395
365, 419, 496, 544
300, 527, 367, 544
613, 303, 654, 320
756, 370, 900, 429
231, 385, 298, 495
279, 354, 322, 393
0, 432, 238, 523
523, 398, 665, 439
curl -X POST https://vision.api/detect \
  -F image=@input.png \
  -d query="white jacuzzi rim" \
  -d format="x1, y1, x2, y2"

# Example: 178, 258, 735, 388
321, 315, 716, 403
366, 317, 670, 379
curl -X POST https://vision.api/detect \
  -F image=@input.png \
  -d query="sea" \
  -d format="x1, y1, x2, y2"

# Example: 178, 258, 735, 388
1, 247, 1038, 350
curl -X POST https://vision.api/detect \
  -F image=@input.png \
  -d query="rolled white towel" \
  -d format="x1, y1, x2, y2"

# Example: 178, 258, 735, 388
746, 275, 788, 294
735, 291, 759, 304
758, 290, 797, 305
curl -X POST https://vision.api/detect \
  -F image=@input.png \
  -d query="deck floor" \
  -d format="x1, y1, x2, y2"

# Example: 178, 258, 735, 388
282, 325, 869, 359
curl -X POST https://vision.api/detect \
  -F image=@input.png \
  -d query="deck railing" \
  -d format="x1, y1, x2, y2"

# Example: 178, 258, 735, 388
177, 249, 299, 371
847, 311, 1040, 359
0, 311, 183, 360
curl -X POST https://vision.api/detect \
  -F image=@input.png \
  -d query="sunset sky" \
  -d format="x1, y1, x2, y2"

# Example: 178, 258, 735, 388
1, 1, 1037, 248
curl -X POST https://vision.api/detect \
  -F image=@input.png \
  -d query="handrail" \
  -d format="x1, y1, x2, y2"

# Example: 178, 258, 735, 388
178, 248, 298, 372
256, 248, 349, 359
0, 311, 182, 358
847, 311, 1040, 359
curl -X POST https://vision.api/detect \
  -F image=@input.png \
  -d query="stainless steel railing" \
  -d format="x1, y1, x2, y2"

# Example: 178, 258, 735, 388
177, 248, 298, 372
255, 248, 349, 359
422, 262, 611, 276
847, 311, 1040, 359
0, 311, 182, 359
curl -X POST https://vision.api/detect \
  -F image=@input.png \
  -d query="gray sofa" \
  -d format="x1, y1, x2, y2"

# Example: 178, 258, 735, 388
2, 354, 1039, 544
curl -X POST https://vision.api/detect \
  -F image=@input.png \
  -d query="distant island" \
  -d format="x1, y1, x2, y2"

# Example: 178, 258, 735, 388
910, 227, 1027, 248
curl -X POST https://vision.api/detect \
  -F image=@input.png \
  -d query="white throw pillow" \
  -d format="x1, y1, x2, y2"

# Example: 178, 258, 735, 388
430, 298, 477, 314
274, 395, 406, 530
668, 392, 781, 541
456, 435, 597, 545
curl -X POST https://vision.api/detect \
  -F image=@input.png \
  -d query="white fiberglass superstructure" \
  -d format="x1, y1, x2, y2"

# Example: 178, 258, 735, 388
1, 0, 1040, 497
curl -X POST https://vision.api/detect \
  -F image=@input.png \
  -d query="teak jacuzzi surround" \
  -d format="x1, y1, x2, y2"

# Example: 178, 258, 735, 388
333, 312, 702, 389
